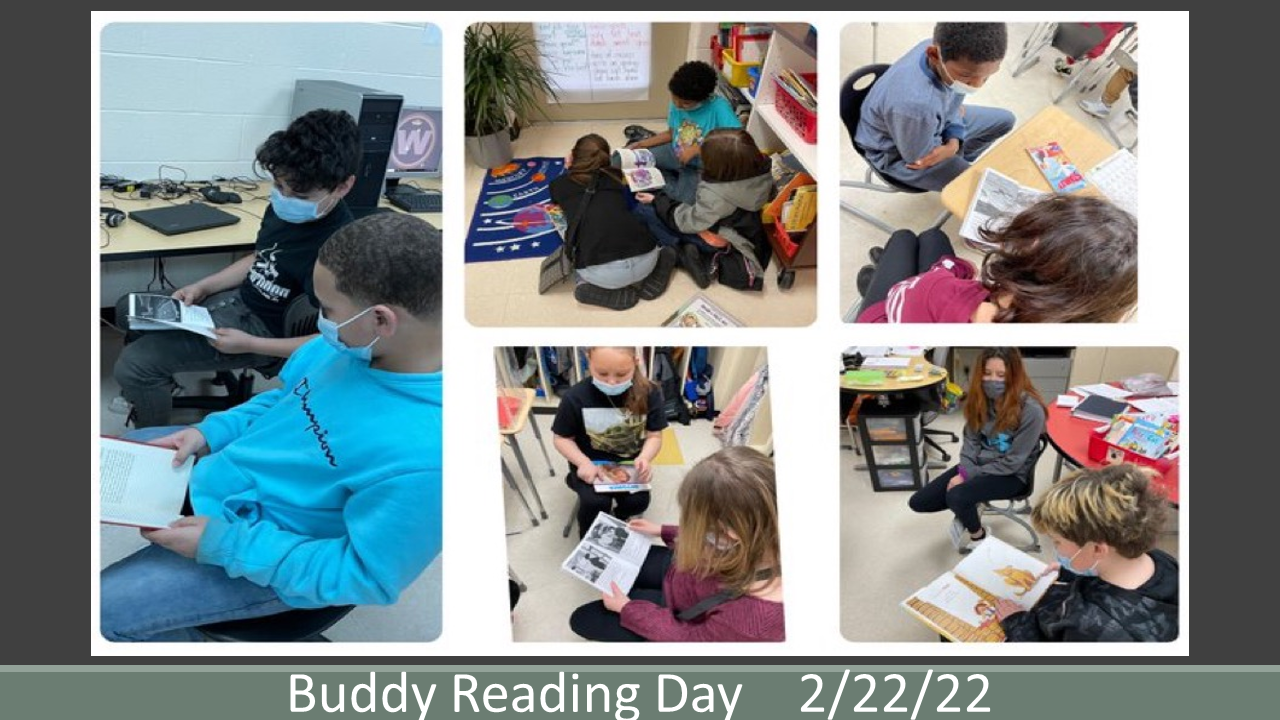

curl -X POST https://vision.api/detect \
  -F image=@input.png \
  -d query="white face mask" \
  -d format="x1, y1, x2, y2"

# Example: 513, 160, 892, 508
938, 56, 981, 95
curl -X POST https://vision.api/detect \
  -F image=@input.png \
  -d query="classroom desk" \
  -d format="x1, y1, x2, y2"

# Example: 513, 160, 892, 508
1045, 398, 1180, 507
841, 356, 949, 474
939, 105, 1118, 217
499, 387, 555, 522
99, 180, 444, 262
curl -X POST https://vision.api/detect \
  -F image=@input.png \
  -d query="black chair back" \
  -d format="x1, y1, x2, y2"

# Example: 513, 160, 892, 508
1014, 435, 1050, 501
840, 64, 932, 194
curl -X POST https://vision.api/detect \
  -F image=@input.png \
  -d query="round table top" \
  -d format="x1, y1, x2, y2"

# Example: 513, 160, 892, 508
1045, 400, 1180, 506
839, 356, 948, 393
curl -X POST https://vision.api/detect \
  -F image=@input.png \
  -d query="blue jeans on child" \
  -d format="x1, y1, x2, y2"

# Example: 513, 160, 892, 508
625, 143, 700, 205
99, 426, 292, 642
576, 246, 662, 289
868, 105, 1016, 192
632, 204, 719, 254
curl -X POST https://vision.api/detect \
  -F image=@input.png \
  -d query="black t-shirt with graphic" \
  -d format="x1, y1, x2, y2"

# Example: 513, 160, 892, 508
238, 201, 354, 337
551, 378, 668, 474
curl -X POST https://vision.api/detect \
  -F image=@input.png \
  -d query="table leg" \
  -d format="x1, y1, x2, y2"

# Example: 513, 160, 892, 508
1053, 453, 1064, 481
502, 457, 539, 527
507, 435, 548, 519
526, 414, 556, 476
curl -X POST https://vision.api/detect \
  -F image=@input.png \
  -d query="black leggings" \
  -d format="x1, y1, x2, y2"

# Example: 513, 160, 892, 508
569, 546, 673, 642
862, 228, 957, 307
566, 471, 651, 540
908, 465, 1025, 533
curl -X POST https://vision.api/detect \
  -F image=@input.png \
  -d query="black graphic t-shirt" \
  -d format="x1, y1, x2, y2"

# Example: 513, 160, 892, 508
551, 379, 667, 473
239, 201, 354, 337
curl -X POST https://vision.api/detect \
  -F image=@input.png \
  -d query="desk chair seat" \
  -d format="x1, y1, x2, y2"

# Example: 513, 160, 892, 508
196, 605, 354, 642
979, 435, 1049, 553
840, 65, 951, 235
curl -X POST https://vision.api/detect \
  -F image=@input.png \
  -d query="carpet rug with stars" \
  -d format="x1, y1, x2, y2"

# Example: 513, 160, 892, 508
465, 157, 567, 263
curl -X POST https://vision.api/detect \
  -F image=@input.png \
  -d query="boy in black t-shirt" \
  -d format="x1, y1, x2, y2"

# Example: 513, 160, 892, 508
113, 109, 361, 427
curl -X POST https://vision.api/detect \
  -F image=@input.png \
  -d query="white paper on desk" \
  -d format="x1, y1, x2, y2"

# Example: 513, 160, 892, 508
890, 346, 925, 357
1071, 384, 1133, 400
846, 346, 890, 357
1130, 397, 1179, 415
862, 357, 912, 369
1056, 395, 1081, 408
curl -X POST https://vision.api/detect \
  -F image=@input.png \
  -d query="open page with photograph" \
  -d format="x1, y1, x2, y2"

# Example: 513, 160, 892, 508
126, 293, 217, 339
958, 168, 1049, 251
560, 513, 653, 593
592, 460, 650, 494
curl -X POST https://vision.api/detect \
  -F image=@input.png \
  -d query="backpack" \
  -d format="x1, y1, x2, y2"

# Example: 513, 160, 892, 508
653, 347, 691, 425
684, 346, 716, 419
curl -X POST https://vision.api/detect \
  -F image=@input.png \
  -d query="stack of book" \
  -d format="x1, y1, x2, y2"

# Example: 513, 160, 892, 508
781, 184, 817, 232
774, 68, 816, 112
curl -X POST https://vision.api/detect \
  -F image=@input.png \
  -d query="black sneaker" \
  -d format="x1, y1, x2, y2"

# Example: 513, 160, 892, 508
574, 283, 639, 310
623, 124, 658, 145
679, 244, 712, 289
868, 246, 885, 265
639, 246, 678, 300
856, 264, 877, 296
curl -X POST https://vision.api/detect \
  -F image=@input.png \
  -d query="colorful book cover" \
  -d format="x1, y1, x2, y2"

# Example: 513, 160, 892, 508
1027, 141, 1087, 193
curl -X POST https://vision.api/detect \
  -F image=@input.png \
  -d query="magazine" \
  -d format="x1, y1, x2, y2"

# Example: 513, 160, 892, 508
663, 293, 744, 328
1027, 141, 1088, 193
901, 536, 1056, 642
592, 460, 651, 494
613, 148, 666, 192
958, 169, 1049, 251
126, 292, 217, 339
560, 513, 654, 593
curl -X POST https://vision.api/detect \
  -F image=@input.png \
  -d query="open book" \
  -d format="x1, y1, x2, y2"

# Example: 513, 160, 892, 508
901, 536, 1055, 642
614, 148, 666, 192
100, 437, 192, 529
958, 168, 1049, 251
663, 293, 744, 328
592, 460, 650, 494
126, 293, 217, 339
560, 513, 653, 593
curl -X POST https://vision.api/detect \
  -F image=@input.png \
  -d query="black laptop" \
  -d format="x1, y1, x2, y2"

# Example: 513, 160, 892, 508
129, 203, 241, 236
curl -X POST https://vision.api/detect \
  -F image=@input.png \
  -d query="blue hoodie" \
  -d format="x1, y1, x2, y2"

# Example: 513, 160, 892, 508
190, 338, 442, 609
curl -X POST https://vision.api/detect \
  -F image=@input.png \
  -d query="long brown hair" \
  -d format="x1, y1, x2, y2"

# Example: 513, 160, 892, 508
979, 195, 1137, 323
585, 346, 653, 418
673, 446, 781, 596
566, 133, 624, 186
700, 128, 771, 183
962, 347, 1046, 433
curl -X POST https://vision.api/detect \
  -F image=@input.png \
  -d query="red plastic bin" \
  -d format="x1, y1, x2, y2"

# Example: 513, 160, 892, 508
773, 72, 817, 144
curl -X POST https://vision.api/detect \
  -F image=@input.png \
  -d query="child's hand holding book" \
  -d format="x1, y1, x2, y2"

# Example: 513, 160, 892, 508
628, 518, 662, 537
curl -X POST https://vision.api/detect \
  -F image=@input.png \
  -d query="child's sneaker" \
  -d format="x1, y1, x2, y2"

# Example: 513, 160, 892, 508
856, 264, 876, 297
638, 246, 678, 300
108, 396, 132, 415
1078, 98, 1112, 118
948, 518, 967, 551
574, 282, 639, 310
679, 244, 712, 289
1053, 57, 1073, 77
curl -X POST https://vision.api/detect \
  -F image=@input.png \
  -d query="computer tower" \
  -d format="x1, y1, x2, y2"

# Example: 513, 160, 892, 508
291, 80, 403, 213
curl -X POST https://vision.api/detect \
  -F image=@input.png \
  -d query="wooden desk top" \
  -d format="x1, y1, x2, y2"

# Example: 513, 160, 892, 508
100, 179, 443, 261
498, 388, 536, 436
839, 356, 947, 393
940, 105, 1119, 217
1045, 395, 1180, 506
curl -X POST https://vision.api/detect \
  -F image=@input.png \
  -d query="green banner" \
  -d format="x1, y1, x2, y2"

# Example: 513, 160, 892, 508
3, 667, 1277, 717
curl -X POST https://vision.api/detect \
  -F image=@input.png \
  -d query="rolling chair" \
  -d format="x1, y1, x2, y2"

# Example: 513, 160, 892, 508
169, 294, 319, 416
840, 65, 952, 235
978, 435, 1049, 553
196, 605, 355, 642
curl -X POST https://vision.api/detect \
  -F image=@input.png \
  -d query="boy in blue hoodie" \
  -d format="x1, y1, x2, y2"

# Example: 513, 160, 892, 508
101, 212, 443, 641
855, 22, 1015, 192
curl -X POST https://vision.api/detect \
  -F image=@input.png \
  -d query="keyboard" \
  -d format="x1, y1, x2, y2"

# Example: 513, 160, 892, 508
1087, 149, 1138, 218
386, 186, 442, 214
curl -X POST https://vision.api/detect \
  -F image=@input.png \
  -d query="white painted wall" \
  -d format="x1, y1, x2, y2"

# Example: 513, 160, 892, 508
99, 22, 442, 306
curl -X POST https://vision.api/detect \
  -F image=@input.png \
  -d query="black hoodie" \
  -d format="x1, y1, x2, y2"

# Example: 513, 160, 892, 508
1001, 549, 1179, 642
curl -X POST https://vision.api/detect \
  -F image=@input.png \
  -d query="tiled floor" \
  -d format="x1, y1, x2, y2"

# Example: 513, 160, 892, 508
503, 413, 728, 642
839, 22, 1139, 320
98, 326, 441, 642
464, 120, 817, 327
838, 407, 1177, 642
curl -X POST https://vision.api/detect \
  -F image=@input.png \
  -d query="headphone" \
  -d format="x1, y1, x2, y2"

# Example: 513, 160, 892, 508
101, 207, 126, 228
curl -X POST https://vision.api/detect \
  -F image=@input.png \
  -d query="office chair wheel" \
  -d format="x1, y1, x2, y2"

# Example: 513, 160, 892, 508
778, 268, 795, 290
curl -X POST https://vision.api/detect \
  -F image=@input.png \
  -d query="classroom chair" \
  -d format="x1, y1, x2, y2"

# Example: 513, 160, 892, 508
978, 435, 1049, 554
839, 65, 951, 235
168, 294, 319, 417
196, 605, 355, 642
1012, 22, 1138, 106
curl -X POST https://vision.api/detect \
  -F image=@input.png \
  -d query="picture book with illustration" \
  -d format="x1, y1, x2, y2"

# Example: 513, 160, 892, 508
126, 293, 217, 339
902, 536, 1056, 642
612, 148, 666, 192
592, 460, 650, 494
100, 436, 192, 529
663, 293, 744, 328
1027, 141, 1087, 193
560, 513, 654, 593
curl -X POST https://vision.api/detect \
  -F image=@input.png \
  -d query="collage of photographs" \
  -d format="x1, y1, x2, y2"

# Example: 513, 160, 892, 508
95, 15, 1184, 651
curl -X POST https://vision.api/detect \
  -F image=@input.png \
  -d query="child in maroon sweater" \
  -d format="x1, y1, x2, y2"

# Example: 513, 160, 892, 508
569, 446, 784, 642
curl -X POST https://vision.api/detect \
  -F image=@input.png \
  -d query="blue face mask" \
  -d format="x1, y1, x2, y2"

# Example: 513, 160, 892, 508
270, 186, 332, 224
982, 380, 1006, 400
1056, 545, 1100, 577
317, 306, 379, 361
592, 378, 633, 396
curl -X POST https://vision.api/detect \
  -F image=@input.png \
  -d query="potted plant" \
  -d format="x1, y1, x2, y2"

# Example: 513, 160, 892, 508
464, 23, 559, 168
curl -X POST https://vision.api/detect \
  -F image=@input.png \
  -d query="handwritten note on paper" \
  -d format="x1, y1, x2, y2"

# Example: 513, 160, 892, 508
535, 23, 651, 103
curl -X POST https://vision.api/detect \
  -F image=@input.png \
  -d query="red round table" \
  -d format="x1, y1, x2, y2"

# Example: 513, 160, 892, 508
1045, 401, 1180, 506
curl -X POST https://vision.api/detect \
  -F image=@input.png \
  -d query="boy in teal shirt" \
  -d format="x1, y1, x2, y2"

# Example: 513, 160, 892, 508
101, 212, 442, 641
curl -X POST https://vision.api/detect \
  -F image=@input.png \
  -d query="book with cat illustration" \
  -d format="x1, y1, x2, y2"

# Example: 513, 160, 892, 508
901, 536, 1056, 642
613, 148, 666, 192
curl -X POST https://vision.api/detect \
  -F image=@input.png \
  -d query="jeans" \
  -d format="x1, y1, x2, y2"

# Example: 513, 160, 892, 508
99, 426, 293, 642
576, 246, 661, 289
569, 546, 672, 641
638, 143, 700, 205
907, 465, 1026, 533
871, 105, 1016, 191
113, 290, 279, 428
